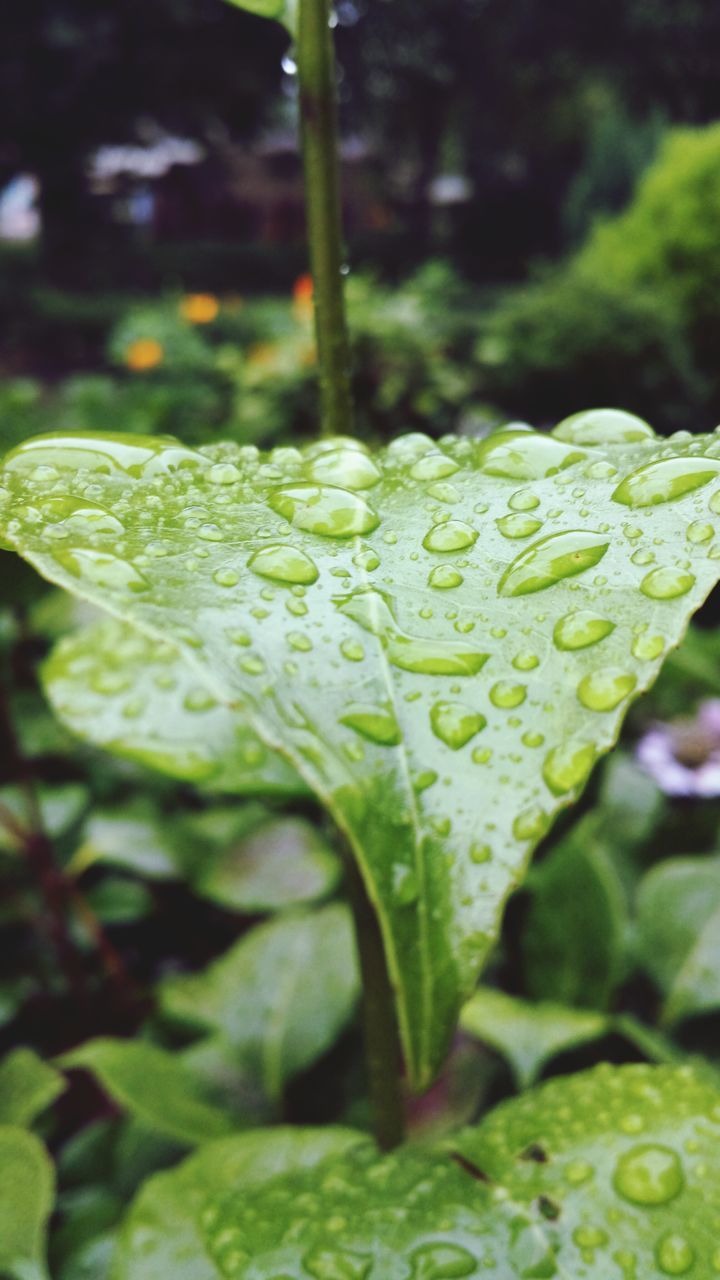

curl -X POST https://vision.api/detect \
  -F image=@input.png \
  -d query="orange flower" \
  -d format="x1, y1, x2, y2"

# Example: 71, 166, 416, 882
292, 273, 314, 320
125, 338, 164, 371
180, 293, 220, 324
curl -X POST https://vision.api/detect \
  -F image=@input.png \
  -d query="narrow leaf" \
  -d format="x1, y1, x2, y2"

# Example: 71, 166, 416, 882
5, 422, 720, 1085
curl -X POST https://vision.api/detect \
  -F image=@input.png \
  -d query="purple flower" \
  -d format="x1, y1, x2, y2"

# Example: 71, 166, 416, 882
636, 700, 720, 797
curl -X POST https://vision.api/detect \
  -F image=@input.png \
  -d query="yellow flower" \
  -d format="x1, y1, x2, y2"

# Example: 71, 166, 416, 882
125, 338, 164, 371
180, 293, 220, 324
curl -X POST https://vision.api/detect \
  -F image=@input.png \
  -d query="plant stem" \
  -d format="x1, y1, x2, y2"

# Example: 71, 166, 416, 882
297, 0, 354, 438
343, 852, 405, 1150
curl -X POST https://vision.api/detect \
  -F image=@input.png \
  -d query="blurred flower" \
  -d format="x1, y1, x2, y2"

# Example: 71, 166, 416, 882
180, 293, 219, 324
124, 338, 164, 371
293, 273, 314, 321
246, 342, 280, 370
636, 700, 720, 797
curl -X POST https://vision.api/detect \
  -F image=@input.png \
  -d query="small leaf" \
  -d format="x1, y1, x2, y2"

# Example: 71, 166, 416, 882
69, 809, 182, 881
43, 619, 305, 797
636, 855, 720, 1024
6, 424, 720, 1086
57, 1040, 237, 1147
0, 1049, 65, 1127
0, 1126, 55, 1278
192, 815, 341, 911
522, 812, 628, 1008
114, 1127, 367, 1280
460, 987, 610, 1088
224, 0, 295, 34
159, 904, 359, 1100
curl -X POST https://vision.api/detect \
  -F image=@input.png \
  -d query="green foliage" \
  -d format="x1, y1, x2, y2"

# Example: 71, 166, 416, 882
0, 1049, 66, 1128
0, 1126, 55, 1279
636, 855, 720, 1026
460, 988, 609, 1088
115, 1063, 720, 1277
4, 420, 720, 1086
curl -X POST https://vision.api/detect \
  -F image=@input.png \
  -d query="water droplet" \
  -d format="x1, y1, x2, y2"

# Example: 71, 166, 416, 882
51, 547, 150, 593
490, 681, 526, 708
308, 447, 381, 489
197, 522, 224, 542
3, 430, 204, 476
613, 1144, 684, 1205
656, 1235, 694, 1276
413, 769, 438, 792
340, 639, 364, 661
543, 739, 597, 794
410, 452, 460, 481
336, 588, 489, 676
339, 702, 401, 746
183, 687, 217, 712
287, 631, 312, 652
553, 610, 615, 650
208, 462, 241, 485
303, 1248, 371, 1280
269, 483, 379, 537
423, 520, 477, 553
632, 633, 665, 660
472, 746, 492, 764
509, 488, 540, 511
512, 650, 539, 671
470, 842, 491, 863
426, 481, 460, 503
213, 567, 239, 587
498, 530, 609, 597
612, 456, 720, 507
408, 1242, 476, 1278
496, 513, 543, 539
430, 701, 485, 749
353, 547, 380, 571
248, 543, 319, 585
565, 1160, 594, 1186
513, 806, 549, 841
554, 408, 654, 445
577, 667, 636, 711
477, 430, 585, 479
573, 1226, 608, 1250
640, 567, 695, 600
522, 731, 544, 748
631, 548, 654, 566
687, 520, 714, 544
42, 494, 125, 535
428, 565, 463, 589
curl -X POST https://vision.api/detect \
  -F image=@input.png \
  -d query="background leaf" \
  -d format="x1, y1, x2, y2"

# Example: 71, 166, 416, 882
636, 854, 720, 1024
6, 424, 720, 1085
223, 0, 295, 36
0, 1048, 66, 1127
159, 903, 359, 1101
57, 1040, 237, 1147
0, 1126, 55, 1279
460, 987, 610, 1087
190, 814, 341, 912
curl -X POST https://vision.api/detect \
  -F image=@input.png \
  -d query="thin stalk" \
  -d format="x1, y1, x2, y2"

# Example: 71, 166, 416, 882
297, 0, 353, 438
343, 851, 406, 1150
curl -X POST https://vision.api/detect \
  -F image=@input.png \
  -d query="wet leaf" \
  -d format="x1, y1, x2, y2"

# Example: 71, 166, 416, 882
159, 904, 359, 1101
57, 1040, 237, 1147
636, 855, 720, 1024
4, 423, 720, 1085
460, 987, 610, 1088
0, 1048, 65, 1127
43, 619, 305, 796
115, 1064, 720, 1278
0, 1126, 55, 1278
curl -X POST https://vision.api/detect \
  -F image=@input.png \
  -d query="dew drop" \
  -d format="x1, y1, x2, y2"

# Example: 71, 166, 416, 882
51, 547, 150, 594
498, 530, 609, 597
248, 543, 319, 585
3, 430, 204, 477
522, 731, 545, 748
269, 483, 379, 537
308, 447, 381, 490
410, 452, 460, 481
408, 1241, 476, 1278
477, 430, 585, 479
612, 456, 720, 507
543, 739, 597, 794
640, 567, 695, 600
470, 842, 492, 864
655, 1235, 694, 1276
472, 747, 492, 764
496, 513, 543, 539
393, 864, 419, 905
339, 702, 401, 746
430, 701, 486, 750
490, 681, 526, 708
512, 650, 539, 671
208, 462, 241, 485
423, 520, 478, 553
353, 547, 380, 571
428, 565, 463, 589
340, 639, 364, 661
573, 1226, 608, 1250
508, 488, 540, 511
513, 806, 549, 841
426, 481, 460, 504
213, 567, 240, 587
553, 610, 615, 651
183, 688, 217, 712
632, 633, 665, 660
613, 1144, 684, 1206
336, 588, 489, 676
303, 1248, 371, 1280
577, 668, 636, 711
554, 407, 654, 445
686, 520, 714, 544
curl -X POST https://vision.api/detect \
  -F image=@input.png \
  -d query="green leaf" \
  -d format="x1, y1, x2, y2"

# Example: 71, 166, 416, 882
0, 783, 88, 854
0, 1049, 65, 1127
460, 987, 610, 1088
223, 0, 295, 35
5, 422, 720, 1086
69, 809, 183, 881
57, 1039, 237, 1147
43, 619, 305, 796
159, 904, 359, 1100
115, 1063, 720, 1278
113, 1127, 367, 1280
192, 815, 341, 911
521, 813, 628, 1009
636, 855, 720, 1024
0, 1126, 55, 1279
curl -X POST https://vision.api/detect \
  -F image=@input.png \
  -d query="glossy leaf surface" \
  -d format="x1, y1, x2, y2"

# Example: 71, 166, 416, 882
0, 1126, 55, 1278
115, 1064, 720, 1278
159, 904, 359, 1101
57, 1039, 236, 1147
460, 988, 609, 1087
44, 618, 305, 796
5, 423, 720, 1085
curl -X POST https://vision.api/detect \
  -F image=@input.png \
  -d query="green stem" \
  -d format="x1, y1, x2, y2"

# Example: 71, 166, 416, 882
297, 0, 353, 438
343, 851, 405, 1150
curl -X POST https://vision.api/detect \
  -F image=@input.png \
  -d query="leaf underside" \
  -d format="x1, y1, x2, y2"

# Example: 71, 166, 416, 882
114, 1063, 720, 1278
4, 419, 720, 1087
